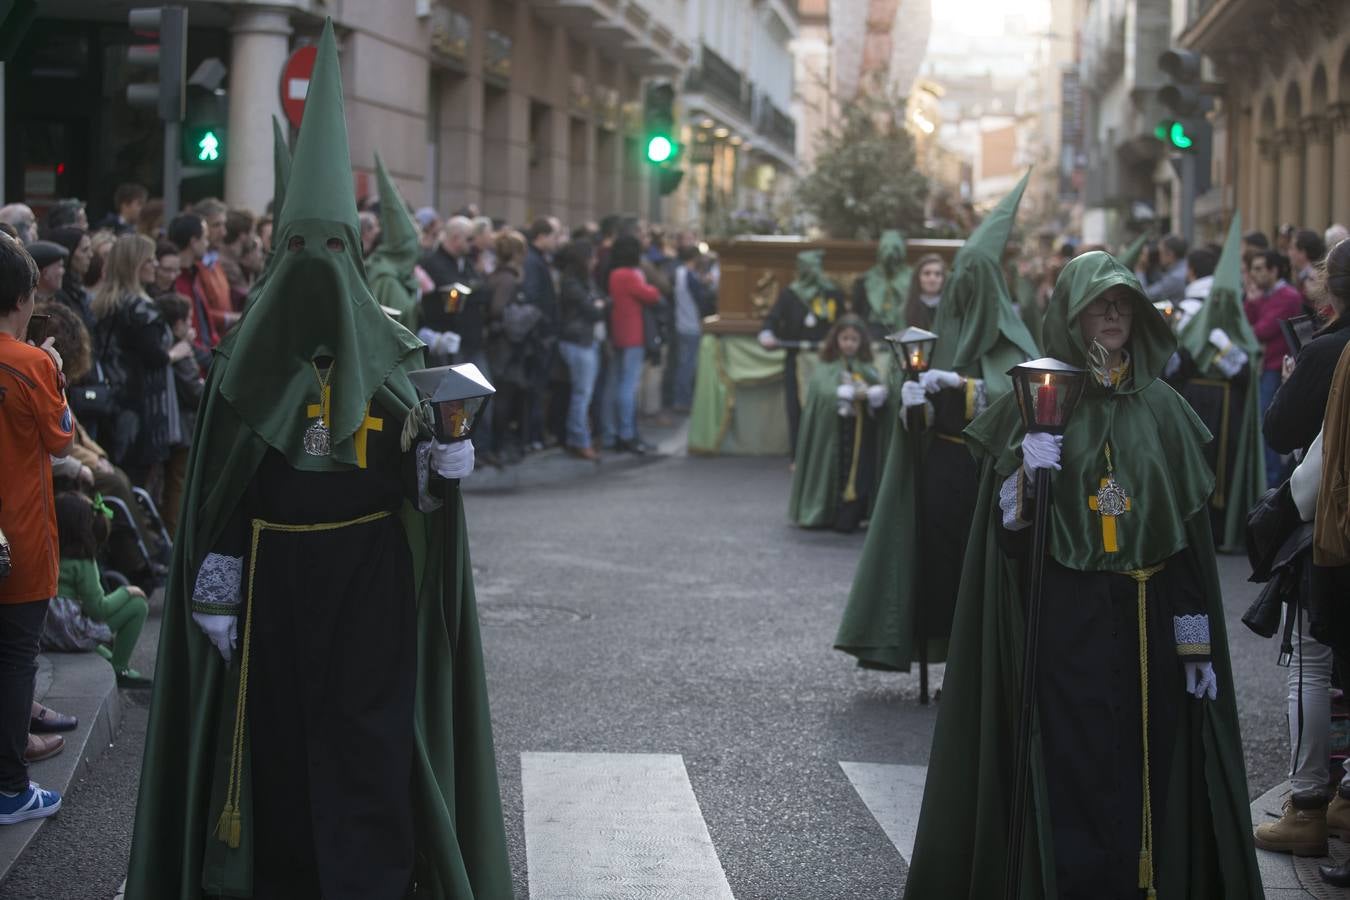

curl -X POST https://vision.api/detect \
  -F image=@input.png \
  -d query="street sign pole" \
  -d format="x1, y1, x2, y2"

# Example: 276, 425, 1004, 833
1179, 152, 1195, 245
164, 120, 181, 219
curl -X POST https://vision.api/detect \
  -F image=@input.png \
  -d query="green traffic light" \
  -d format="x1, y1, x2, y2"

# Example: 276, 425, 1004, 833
646, 135, 674, 164
1168, 122, 1193, 150
197, 131, 221, 162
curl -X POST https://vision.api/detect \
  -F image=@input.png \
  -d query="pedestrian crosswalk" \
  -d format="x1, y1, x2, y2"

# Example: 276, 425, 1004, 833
519, 751, 922, 898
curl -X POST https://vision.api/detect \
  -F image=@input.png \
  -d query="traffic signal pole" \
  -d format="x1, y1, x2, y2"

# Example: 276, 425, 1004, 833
163, 120, 181, 219
1179, 152, 1195, 245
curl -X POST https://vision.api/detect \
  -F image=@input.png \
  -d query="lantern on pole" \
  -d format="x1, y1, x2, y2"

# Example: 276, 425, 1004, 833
885, 326, 938, 379
407, 363, 495, 445
1004, 357, 1087, 900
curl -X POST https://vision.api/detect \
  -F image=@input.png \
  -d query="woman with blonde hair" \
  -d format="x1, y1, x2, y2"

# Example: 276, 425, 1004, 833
93, 233, 187, 484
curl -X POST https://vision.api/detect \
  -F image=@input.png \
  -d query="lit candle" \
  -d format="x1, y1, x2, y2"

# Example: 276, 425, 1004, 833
1035, 373, 1060, 426
910, 349, 922, 371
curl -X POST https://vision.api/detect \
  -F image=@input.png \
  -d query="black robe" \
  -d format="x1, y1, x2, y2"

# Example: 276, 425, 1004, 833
916, 386, 979, 642
833, 397, 879, 533
1166, 350, 1249, 543
208, 400, 423, 899
762, 285, 848, 457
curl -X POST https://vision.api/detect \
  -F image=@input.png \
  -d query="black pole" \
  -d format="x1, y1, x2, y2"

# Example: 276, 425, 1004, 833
442, 477, 461, 632
1004, 464, 1053, 900
908, 374, 929, 706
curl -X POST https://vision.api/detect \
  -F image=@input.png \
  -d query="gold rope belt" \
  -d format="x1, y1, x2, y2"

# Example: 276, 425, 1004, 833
935, 432, 966, 446
215, 508, 394, 849
843, 403, 865, 502
1129, 563, 1166, 900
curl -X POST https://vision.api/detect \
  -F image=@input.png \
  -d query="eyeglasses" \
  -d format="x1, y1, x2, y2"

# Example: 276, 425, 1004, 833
1082, 297, 1134, 319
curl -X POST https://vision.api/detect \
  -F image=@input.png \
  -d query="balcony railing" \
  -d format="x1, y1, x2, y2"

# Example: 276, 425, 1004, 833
685, 44, 753, 121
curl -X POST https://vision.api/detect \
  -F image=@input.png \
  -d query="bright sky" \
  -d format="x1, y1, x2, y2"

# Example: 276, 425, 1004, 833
930, 0, 1050, 37
923, 0, 1052, 81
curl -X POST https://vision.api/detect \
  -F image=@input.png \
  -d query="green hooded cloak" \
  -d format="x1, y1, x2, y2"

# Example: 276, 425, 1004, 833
270, 116, 289, 224
1174, 215, 1266, 551
126, 20, 511, 898
789, 248, 837, 300
835, 172, 1037, 670
367, 152, 422, 330
902, 251, 1260, 898
859, 230, 912, 334
788, 350, 882, 528
1119, 231, 1150, 271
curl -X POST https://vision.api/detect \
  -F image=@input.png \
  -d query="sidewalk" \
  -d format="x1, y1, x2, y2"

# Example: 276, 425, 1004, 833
0, 651, 122, 885
1253, 782, 1350, 897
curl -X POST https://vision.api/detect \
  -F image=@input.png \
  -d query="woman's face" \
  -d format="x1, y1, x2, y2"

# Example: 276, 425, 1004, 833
137, 255, 157, 287
837, 327, 862, 358
1078, 285, 1135, 355
918, 262, 944, 296
71, 235, 92, 277
155, 253, 181, 290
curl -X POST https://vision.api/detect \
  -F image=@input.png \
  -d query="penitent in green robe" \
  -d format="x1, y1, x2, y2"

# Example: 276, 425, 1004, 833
125, 20, 510, 898
835, 170, 1038, 671
902, 251, 1261, 899
788, 357, 883, 530
367, 152, 422, 330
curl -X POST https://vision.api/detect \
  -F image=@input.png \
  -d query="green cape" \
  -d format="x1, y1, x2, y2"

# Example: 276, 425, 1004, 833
903, 250, 1260, 899
861, 230, 912, 334
367, 152, 422, 330
126, 20, 511, 899
836, 174, 1035, 670
788, 248, 838, 298
788, 357, 880, 527
1176, 216, 1265, 551
270, 116, 289, 224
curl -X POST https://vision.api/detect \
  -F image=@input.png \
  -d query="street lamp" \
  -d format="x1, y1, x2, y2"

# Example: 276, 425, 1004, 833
1004, 356, 1086, 900
884, 325, 939, 704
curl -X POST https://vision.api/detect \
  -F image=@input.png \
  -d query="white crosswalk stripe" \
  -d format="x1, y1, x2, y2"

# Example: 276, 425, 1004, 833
521, 751, 735, 900
839, 761, 929, 864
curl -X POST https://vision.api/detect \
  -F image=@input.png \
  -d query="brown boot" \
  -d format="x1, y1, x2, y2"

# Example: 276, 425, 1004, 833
1254, 791, 1329, 856
24, 733, 64, 763
1327, 785, 1350, 836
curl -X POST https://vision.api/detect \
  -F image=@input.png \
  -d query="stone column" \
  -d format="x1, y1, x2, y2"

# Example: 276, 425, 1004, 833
1277, 127, 1304, 227
1332, 103, 1350, 227
1257, 137, 1278, 235
224, 8, 292, 214
1303, 115, 1332, 230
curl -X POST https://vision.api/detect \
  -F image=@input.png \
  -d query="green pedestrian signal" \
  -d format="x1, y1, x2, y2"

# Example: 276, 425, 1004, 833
1154, 120, 1194, 151
646, 135, 674, 164
197, 130, 220, 162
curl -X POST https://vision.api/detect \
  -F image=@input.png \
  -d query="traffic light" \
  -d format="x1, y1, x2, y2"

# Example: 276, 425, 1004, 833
181, 58, 228, 168
1154, 120, 1195, 151
644, 82, 678, 163
126, 6, 188, 122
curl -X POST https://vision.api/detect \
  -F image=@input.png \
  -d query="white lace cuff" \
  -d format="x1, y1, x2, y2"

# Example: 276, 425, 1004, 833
415, 440, 443, 513
1000, 470, 1032, 531
1174, 613, 1212, 658
191, 553, 242, 615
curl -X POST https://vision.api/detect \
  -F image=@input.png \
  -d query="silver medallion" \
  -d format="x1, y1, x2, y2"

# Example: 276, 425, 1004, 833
304, 419, 331, 457
1095, 476, 1129, 518
804, 313, 817, 329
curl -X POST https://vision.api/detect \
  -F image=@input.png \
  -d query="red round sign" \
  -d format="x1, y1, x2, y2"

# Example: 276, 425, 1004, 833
280, 45, 318, 129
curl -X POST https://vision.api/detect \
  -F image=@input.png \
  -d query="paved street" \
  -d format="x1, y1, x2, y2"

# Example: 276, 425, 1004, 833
0, 448, 1303, 898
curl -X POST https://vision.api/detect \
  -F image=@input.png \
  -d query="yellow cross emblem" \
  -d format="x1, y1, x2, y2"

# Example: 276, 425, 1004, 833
1087, 476, 1131, 553
352, 403, 384, 469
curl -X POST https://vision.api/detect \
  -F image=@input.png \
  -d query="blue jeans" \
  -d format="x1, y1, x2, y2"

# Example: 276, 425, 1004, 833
673, 332, 700, 409
558, 340, 600, 449
601, 345, 645, 445
1259, 368, 1283, 488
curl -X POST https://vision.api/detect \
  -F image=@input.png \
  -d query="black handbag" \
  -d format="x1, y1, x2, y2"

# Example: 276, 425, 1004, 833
1246, 481, 1303, 583
68, 361, 116, 420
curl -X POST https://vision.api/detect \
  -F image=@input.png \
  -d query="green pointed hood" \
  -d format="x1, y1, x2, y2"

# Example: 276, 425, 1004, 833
1041, 250, 1176, 395
270, 116, 290, 223
1118, 232, 1149, 270
930, 172, 1039, 389
216, 18, 421, 472
788, 249, 836, 297
1177, 215, 1260, 371
370, 153, 420, 273
862, 230, 911, 332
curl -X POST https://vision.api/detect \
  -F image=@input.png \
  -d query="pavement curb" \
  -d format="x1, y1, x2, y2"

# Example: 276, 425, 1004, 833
0, 652, 123, 885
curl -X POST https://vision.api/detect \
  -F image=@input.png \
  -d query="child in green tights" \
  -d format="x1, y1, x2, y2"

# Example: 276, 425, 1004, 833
54, 493, 152, 688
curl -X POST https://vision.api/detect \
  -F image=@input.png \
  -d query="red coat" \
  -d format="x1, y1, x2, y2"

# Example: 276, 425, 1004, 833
607, 266, 662, 349
1244, 282, 1304, 371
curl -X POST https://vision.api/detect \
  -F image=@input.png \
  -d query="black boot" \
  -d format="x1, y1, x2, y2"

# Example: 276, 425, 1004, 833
1319, 861, 1350, 887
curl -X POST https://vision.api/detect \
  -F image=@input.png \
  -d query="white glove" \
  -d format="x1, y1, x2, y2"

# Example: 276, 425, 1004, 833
1021, 431, 1063, 475
836, 384, 859, 402
900, 381, 927, 409
437, 331, 462, 356
865, 384, 888, 409
919, 369, 964, 394
431, 439, 475, 479
757, 329, 779, 350
1184, 660, 1218, 700
192, 612, 237, 663
1208, 328, 1232, 353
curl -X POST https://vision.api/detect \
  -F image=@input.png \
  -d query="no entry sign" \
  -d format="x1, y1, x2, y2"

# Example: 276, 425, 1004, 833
280, 44, 318, 129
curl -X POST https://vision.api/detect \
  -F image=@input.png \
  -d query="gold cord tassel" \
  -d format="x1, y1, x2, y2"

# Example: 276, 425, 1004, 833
1130, 564, 1165, 899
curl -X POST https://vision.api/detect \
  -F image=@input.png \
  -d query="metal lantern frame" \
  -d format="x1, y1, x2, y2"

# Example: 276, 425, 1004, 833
407, 362, 496, 443
1008, 357, 1088, 436
885, 326, 939, 379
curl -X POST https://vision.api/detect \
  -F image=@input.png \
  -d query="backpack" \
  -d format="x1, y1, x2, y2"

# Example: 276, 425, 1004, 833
500, 286, 542, 345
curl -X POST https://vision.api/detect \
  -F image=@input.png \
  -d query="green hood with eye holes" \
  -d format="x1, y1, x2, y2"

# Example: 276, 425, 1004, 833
215, 20, 421, 472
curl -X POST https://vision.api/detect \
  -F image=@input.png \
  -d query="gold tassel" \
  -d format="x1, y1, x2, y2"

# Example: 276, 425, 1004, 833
1130, 564, 1165, 898
215, 803, 234, 843
228, 807, 241, 849
1138, 850, 1152, 890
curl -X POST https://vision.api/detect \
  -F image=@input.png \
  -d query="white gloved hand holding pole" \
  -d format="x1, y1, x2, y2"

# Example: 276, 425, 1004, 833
757, 329, 779, 350
836, 384, 859, 402
1208, 328, 1232, 353
192, 612, 237, 663
865, 384, 888, 409
1184, 660, 1218, 700
431, 440, 475, 479
1021, 431, 1063, 476
900, 381, 927, 409
919, 369, 964, 394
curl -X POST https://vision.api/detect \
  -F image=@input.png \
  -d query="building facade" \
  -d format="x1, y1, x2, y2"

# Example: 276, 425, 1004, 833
4, 0, 694, 228
1176, 0, 1350, 238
